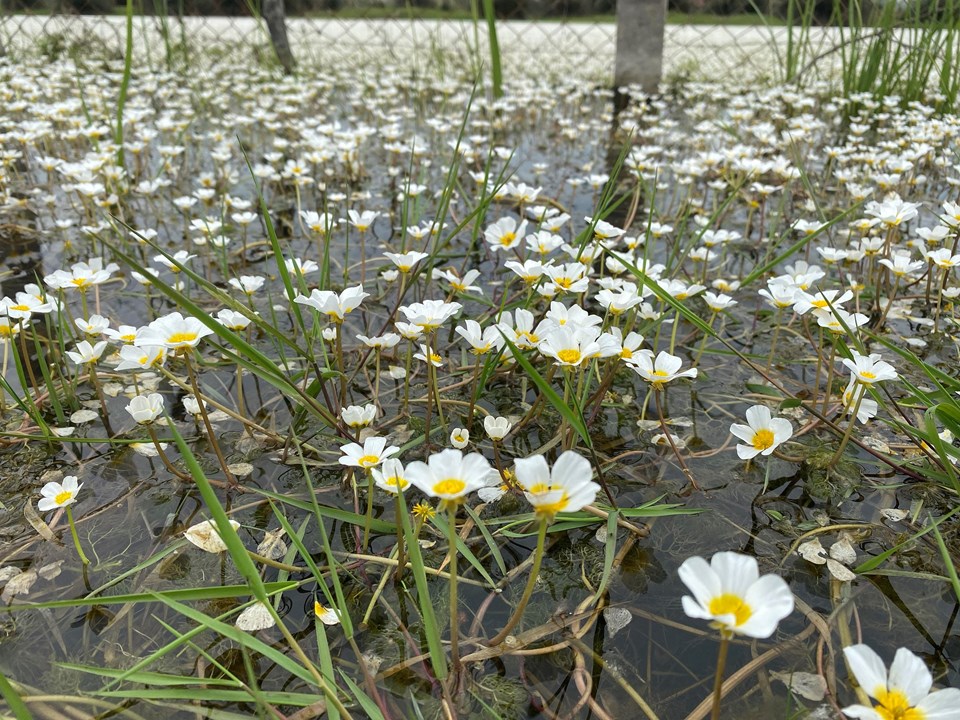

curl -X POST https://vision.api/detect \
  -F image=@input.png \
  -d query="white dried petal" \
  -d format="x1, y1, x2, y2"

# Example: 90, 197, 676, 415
227, 462, 254, 478
880, 508, 908, 523
1, 570, 37, 602
236, 601, 276, 631
797, 538, 827, 565
37, 560, 64, 581
771, 671, 827, 701
183, 519, 240, 553
829, 536, 857, 566
102, 382, 124, 397
257, 529, 288, 560
51, 427, 76, 437
70, 410, 99, 424
0, 567, 22, 587
131, 442, 164, 457
594, 526, 608, 543
603, 607, 632, 638
826, 558, 857, 582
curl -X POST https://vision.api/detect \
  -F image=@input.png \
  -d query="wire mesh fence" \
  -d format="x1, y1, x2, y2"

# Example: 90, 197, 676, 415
0, 0, 837, 82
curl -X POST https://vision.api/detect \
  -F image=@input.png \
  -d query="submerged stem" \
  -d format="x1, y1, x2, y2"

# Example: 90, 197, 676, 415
487, 516, 548, 647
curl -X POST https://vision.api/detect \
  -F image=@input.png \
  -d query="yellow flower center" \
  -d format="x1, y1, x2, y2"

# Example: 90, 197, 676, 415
499, 232, 516, 247
54, 490, 72, 505
652, 370, 670, 377
429, 353, 442, 364
557, 348, 581, 364
752, 429, 775, 451
167, 332, 198, 345
534, 496, 569, 517
433, 478, 466, 496
555, 277, 573, 289
860, 370, 876, 380
10, 304, 29, 312
70, 278, 90, 287
358, 454, 380, 467
812, 299, 828, 308
621, 348, 633, 359
873, 688, 925, 720
708, 593, 752, 627
385, 476, 409, 490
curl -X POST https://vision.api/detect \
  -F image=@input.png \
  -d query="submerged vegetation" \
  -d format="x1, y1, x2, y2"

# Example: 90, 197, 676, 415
0, 13, 960, 717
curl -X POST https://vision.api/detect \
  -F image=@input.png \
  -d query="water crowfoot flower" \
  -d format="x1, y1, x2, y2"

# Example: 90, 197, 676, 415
729, 405, 793, 460
842, 644, 960, 720
38, 476, 88, 565
679, 551, 794, 720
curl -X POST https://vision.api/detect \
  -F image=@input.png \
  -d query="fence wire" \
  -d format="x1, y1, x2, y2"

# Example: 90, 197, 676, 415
0, 2, 837, 82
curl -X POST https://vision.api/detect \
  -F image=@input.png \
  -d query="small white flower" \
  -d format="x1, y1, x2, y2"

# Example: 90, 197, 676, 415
729, 405, 793, 460
483, 416, 512, 441
450, 428, 470, 449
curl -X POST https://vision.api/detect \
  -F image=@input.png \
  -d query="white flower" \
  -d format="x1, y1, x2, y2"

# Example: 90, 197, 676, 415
729, 406, 793, 460
338, 436, 399, 469
371, 458, 410, 494
38, 475, 82, 512
842, 352, 898, 386
405, 448, 492, 502
125, 393, 165, 424
450, 428, 470, 449
627, 351, 697, 388
65, 340, 108, 365
483, 416, 512, 441
678, 551, 794, 638
294, 285, 369, 322
514, 451, 599, 518
842, 644, 960, 720
341, 404, 377, 428
135, 312, 214, 351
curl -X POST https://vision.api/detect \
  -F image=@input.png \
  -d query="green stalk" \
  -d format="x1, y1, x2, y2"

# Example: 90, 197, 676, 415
481, 0, 503, 99
447, 503, 461, 673
66, 505, 90, 566
115, 0, 134, 168
710, 635, 730, 720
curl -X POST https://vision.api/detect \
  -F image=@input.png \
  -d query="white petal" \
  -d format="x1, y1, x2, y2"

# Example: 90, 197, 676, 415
744, 405, 772, 429
843, 645, 888, 700
711, 551, 759, 596
514, 455, 550, 491
551, 451, 592, 489
677, 556, 721, 609
888, 647, 933, 704
916, 688, 960, 719
841, 704, 883, 720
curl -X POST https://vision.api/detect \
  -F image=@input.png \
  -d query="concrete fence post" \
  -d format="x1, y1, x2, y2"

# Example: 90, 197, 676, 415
614, 0, 666, 96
